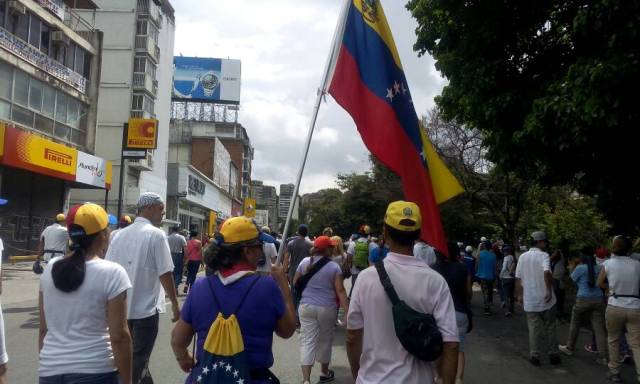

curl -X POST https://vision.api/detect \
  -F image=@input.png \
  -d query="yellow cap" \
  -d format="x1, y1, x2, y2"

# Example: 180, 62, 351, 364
56, 213, 66, 222
384, 201, 422, 232
66, 203, 109, 236
219, 216, 275, 245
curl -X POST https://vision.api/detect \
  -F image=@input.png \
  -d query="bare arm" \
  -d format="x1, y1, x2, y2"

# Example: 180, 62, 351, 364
440, 342, 460, 384
334, 274, 349, 315
292, 271, 302, 287
107, 292, 132, 384
515, 278, 523, 304
346, 328, 363, 380
272, 264, 296, 338
544, 270, 553, 302
38, 292, 47, 352
597, 268, 608, 290
38, 237, 44, 258
171, 320, 195, 373
159, 272, 180, 322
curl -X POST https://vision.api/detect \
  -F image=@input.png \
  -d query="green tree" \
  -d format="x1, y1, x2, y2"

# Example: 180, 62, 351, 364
407, 0, 640, 233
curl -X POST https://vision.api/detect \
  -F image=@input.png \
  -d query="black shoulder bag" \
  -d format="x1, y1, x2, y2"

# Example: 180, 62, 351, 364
374, 261, 444, 361
293, 257, 331, 302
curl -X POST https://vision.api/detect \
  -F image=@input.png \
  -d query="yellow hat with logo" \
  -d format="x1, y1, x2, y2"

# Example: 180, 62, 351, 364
66, 203, 109, 236
384, 201, 422, 232
219, 216, 275, 245
56, 213, 66, 222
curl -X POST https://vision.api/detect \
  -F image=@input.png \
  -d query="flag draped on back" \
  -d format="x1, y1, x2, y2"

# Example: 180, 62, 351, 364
326, 0, 463, 253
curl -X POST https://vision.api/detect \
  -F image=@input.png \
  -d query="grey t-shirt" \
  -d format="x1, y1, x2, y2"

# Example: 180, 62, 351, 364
167, 233, 187, 254
287, 236, 313, 281
296, 256, 342, 307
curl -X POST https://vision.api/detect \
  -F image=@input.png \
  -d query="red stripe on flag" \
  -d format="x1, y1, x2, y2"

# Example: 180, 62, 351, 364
329, 45, 447, 253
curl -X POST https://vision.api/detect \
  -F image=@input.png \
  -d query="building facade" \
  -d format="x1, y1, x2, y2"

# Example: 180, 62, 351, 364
70, 0, 175, 217
278, 183, 299, 228
250, 179, 278, 230
0, 0, 111, 259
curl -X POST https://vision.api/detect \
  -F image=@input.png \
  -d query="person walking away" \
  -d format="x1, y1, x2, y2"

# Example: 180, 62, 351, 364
294, 236, 349, 384
515, 231, 560, 366
493, 243, 506, 308
346, 201, 459, 384
109, 215, 133, 243
414, 240, 437, 267
551, 250, 567, 320
597, 235, 640, 383
185, 231, 203, 294
500, 246, 517, 317
106, 192, 180, 384
257, 226, 277, 274
475, 241, 497, 315
558, 247, 608, 365
38, 213, 68, 263
0, 233, 7, 384
39, 203, 132, 384
167, 226, 187, 292
171, 216, 296, 383
283, 224, 313, 283
331, 236, 347, 267
346, 225, 377, 296
462, 246, 477, 284
433, 242, 472, 384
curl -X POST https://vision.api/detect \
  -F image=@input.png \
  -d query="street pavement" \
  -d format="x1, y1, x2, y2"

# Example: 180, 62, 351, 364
1, 263, 637, 383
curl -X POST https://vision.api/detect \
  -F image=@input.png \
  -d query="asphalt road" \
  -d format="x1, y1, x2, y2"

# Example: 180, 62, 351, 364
1, 264, 637, 383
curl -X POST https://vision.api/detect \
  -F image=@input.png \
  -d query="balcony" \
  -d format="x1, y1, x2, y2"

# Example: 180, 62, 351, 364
132, 72, 157, 96
130, 110, 155, 119
137, 0, 162, 27
135, 35, 159, 63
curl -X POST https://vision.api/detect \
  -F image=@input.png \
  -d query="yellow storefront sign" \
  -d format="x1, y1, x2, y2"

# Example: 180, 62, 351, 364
0, 123, 5, 157
208, 211, 217, 236
244, 198, 256, 218
127, 118, 158, 149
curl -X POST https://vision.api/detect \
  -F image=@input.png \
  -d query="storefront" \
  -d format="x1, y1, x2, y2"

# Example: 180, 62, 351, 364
0, 123, 112, 259
167, 163, 232, 235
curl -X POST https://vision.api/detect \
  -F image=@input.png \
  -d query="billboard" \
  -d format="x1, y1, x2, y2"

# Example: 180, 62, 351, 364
127, 119, 158, 149
173, 57, 241, 104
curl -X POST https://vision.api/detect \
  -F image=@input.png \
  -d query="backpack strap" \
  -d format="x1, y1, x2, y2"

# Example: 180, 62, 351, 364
206, 274, 261, 317
374, 261, 400, 305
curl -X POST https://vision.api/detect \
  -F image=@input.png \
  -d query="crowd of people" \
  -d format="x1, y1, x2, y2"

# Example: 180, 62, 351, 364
0, 191, 639, 384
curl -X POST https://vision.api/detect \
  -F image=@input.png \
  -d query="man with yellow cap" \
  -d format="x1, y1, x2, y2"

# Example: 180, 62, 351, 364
38, 213, 69, 262
345, 201, 459, 384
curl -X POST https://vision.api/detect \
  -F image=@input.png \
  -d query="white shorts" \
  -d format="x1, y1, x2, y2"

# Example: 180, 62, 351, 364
0, 303, 7, 365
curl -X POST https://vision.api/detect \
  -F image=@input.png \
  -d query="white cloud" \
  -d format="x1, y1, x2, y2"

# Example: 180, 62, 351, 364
172, 0, 445, 195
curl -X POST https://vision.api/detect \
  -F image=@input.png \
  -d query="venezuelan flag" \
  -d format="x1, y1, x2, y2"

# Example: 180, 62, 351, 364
327, 0, 463, 253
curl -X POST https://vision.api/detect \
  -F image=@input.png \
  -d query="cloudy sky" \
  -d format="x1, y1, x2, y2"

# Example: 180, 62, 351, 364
172, 0, 446, 194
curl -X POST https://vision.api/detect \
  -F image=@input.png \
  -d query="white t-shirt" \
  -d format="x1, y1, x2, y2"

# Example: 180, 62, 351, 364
105, 217, 174, 319
500, 255, 516, 280
603, 256, 640, 309
347, 238, 378, 274
515, 248, 556, 312
39, 257, 131, 376
413, 242, 437, 267
256, 243, 277, 273
347, 253, 459, 384
41, 223, 68, 261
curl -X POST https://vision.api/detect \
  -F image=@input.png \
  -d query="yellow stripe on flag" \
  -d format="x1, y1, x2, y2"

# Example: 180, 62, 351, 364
420, 129, 464, 204
352, 0, 403, 70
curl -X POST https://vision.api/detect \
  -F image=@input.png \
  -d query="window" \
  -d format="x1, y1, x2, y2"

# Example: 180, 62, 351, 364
42, 85, 55, 117
65, 44, 76, 70
136, 20, 147, 35
74, 48, 85, 76
67, 98, 79, 128
134, 57, 146, 73
54, 122, 70, 141
9, 10, 29, 41
13, 71, 29, 106
0, 1, 6, 30
83, 53, 91, 79
40, 23, 50, 55
0, 100, 10, 120
71, 128, 86, 146
0, 62, 12, 100
55, 92, 67, 123
132, 94, 143, 110
29, 14, 40, 48
34, 114, 54, 135
29, 79, 42, 111
12, 105, 34, 128
53, 43, 65, 64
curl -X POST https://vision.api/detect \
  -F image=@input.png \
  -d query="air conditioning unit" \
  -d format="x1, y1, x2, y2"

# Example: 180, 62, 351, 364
129, 153, 153, 171
8, 1, 26, 14
51, 31, 70, 45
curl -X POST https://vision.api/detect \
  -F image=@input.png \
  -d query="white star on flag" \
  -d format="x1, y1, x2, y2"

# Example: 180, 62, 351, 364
420, 150, 427, 162
401, 82, 408, 95
237, 379, 245, 384
226, 364, 232, 372
212, 363, 218, 370
233, 370, 239, 378
386, 88, 394, 101
202, 366, 210, 375
197, 375, 202, 383
393, 81, 401, 95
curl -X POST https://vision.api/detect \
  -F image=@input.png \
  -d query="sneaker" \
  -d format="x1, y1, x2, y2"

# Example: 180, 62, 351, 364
558, 345, 573, 356
529, 356, 541, 366
596, 357, 608, 366
585, 344, 598, 354
619, 352, 632, 364
549, 355, 562, 365
318, 370, 335, 383
608, 373, 623, 383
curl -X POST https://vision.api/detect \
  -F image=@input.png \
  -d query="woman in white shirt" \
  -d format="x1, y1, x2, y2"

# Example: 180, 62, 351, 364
38, 203, 132, 384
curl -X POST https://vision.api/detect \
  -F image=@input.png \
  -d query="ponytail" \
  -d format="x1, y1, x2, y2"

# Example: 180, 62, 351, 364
51, 233, 97, 292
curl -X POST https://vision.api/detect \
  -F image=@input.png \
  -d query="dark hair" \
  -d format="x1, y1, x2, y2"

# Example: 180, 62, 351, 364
51, 227, 98, 293
190, 230, 199, 238
384, 224, 421, 246
171, 226, 180, 233
613, 235, 633, 256
579, 247, 597, 288
435, 241, 459, 262
298, 225, 308, 237
204, 234, 259, 271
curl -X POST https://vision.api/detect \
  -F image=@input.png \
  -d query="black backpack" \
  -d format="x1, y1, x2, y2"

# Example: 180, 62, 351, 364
374, 261, 444, 362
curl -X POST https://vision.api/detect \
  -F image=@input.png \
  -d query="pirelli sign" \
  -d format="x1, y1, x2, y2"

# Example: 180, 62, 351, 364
127, 119, 158, 149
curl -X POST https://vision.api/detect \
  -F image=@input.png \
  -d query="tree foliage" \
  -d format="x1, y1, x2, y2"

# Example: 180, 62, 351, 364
407, 0, 640, 233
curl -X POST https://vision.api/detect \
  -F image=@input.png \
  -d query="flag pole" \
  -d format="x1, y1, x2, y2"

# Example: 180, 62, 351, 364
276, 0, 350, 264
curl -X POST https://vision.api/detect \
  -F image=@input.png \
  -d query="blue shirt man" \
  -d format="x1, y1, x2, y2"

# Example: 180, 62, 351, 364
476, 249, 497, 281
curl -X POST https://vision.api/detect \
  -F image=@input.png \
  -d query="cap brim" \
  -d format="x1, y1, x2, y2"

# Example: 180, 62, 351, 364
108, 214, 117, 225
259, 232, 275, 244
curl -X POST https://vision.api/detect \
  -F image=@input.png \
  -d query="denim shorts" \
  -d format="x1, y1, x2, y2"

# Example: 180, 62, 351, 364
455, 311, 469, 352
39, 371, 119, 384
